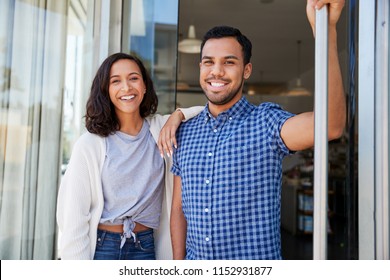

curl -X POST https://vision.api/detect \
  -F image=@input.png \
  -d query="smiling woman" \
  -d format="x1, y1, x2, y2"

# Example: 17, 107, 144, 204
56, 52, 202, 260
108, 59, 149, 128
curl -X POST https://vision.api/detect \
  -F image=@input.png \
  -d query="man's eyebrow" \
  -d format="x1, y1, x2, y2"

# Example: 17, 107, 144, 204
201, 55, 239, 60
201, 55, 214, 60
224, 55, 239, 60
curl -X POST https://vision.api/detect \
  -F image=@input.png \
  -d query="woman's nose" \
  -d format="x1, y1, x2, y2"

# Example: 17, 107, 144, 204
121, 82, 132, 91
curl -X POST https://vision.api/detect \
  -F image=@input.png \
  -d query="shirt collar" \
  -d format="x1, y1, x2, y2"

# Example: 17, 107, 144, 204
200, 96, 252, 124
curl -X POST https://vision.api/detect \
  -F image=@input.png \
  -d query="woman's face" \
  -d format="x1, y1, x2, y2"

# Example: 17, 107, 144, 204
108, 59, 146, 118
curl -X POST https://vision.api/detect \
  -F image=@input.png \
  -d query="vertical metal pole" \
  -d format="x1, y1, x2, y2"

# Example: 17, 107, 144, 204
375, 0, 389, 260
313, 5, 329, 260
358, 0, 376, 260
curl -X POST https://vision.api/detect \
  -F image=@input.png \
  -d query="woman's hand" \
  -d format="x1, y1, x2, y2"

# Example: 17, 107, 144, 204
158, 109, 185, 158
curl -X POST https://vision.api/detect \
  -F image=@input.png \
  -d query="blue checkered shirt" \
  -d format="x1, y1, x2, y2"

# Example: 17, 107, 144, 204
171, 97, 294, 260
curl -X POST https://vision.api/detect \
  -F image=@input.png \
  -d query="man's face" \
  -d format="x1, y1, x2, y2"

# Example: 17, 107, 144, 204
199, 37, 252, 114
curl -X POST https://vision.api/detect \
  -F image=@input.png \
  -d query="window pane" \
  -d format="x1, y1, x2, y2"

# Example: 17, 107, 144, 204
62, 0, 94, 171
0, 0, 68, 259
121, 0, 179, 114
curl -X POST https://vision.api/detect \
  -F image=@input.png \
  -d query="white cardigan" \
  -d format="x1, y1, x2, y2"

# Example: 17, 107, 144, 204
56, 108, 202, 260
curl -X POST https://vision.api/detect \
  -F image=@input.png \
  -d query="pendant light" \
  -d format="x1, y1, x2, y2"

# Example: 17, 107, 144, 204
286, 40, 311, 96
178, 25, 202, 54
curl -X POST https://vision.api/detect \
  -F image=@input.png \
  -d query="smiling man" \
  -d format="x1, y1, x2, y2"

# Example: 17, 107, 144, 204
170, 0, 346, 260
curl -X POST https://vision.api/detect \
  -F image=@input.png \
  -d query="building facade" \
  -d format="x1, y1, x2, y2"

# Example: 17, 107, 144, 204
0, 0, 388, 259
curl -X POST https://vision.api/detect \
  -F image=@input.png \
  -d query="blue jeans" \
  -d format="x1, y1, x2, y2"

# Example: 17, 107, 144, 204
93, 229, 156, 260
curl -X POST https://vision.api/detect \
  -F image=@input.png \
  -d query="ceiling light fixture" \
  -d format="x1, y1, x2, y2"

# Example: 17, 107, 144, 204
178, 25, 202, 54
286, 40, 311, 96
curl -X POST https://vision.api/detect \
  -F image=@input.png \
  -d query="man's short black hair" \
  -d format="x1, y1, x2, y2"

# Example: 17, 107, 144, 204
200, 26, 252, 65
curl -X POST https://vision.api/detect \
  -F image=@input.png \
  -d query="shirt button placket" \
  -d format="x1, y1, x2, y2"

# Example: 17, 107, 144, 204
203, 175, 213, 257
204, 125, 218, 259
204, 174, 212, 257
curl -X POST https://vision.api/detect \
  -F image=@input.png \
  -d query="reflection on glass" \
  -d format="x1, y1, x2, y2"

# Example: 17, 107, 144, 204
122, 0, 179, 114
0, 0, 69, 259
62, 0, 94, 171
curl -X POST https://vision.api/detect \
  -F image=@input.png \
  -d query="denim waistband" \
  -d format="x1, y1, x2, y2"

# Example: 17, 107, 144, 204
97, 228, 153, 239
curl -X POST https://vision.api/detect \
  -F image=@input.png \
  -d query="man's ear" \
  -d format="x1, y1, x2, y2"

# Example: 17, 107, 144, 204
244, 63, 252, 80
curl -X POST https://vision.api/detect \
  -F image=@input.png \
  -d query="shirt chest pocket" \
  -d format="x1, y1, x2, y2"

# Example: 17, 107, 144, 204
217, 139, 262, 178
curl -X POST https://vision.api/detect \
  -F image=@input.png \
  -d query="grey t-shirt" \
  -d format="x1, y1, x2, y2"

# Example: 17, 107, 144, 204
100, 120, 164, 243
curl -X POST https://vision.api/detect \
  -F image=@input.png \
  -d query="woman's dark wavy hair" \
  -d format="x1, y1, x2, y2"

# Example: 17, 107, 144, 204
200, 26, 252, 65
85, 53, 158, 137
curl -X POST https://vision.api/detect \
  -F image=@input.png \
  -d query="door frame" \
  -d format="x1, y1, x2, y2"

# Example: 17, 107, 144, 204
358, 0, 390, 260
